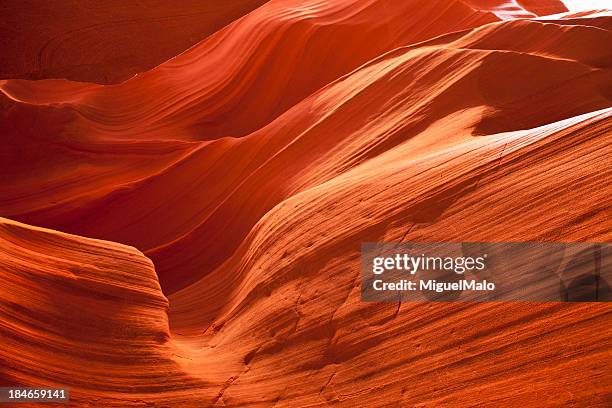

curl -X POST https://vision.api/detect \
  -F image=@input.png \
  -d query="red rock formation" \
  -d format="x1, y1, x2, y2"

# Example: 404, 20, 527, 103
1, 0, 503, 142
0, 0, 268, 83
1, 0, 611, 407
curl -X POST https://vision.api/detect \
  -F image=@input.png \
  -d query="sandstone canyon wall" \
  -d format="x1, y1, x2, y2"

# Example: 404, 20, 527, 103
0, 1, 610, 407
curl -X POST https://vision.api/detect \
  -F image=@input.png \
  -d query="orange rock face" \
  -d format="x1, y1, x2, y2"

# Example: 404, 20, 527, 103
1, 1, 611, 407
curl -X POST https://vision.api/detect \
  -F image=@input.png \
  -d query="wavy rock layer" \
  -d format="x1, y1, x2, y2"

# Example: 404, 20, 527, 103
3, 10, 610, 292
0, 218, 178, 406
1, 0, 611, 407
1, 0, 505, 141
